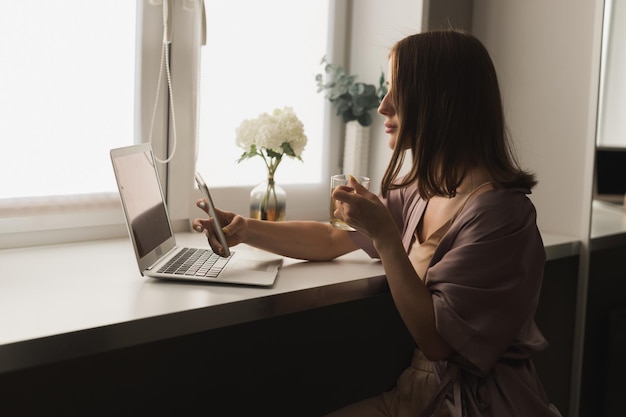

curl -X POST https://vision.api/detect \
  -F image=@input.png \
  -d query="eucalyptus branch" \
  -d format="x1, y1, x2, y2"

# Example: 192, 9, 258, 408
315, 56, 387, 127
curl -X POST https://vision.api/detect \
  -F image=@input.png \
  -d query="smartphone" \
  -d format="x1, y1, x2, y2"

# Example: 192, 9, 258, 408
194, 172, 231, 257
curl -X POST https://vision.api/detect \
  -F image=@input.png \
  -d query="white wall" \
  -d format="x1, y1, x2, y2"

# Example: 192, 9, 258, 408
472, 0, 603, 241
348, 0, 423, 194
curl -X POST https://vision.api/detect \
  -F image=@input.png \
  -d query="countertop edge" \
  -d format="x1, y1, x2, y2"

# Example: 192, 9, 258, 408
0, 275, 388, 376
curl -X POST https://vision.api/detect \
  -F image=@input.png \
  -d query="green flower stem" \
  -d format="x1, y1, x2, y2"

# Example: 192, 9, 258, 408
261, 176, 278, 219
258, 150, 282, 179
257, 150, 282, 219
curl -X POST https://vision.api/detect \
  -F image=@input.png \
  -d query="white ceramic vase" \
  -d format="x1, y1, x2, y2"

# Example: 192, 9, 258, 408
342, 120, 370, 176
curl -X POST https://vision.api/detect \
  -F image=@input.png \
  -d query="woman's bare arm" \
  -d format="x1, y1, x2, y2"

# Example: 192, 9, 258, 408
192, 201, 359, 261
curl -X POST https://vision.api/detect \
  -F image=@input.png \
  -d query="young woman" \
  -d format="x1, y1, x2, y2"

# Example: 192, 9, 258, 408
193, 30, 560, 417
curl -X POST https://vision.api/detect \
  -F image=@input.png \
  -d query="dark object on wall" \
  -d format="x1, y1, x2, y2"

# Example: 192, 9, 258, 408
595, 147, 626, 204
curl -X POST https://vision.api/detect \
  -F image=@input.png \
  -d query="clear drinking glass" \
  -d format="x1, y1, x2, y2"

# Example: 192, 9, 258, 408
329, 174, 370, 231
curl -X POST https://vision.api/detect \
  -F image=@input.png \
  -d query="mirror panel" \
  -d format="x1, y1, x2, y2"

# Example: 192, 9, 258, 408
597, 0, 626, 148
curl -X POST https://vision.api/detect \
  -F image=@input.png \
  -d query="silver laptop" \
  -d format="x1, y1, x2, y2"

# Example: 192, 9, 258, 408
110, 143, 282, 287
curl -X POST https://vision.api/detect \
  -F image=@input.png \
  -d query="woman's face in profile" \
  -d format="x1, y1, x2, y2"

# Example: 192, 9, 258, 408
378, 59, 398, 150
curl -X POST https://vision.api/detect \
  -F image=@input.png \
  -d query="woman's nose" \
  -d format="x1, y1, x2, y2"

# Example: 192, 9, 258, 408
378, 92, 394, 116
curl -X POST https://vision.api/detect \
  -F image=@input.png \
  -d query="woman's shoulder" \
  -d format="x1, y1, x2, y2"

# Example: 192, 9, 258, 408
473, 186, 534, 208
438, 186, 544, 267
459, 186, 539, 231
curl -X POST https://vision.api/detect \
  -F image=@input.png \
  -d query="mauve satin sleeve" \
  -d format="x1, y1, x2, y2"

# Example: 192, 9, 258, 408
348, 184, 419, 258
425, 189, 548, 374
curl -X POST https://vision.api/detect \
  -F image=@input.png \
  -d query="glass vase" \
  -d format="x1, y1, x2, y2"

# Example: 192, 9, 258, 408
249, 176, 286, 221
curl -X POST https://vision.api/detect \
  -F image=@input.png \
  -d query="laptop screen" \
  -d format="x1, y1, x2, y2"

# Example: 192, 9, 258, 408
111, 147, 172, 258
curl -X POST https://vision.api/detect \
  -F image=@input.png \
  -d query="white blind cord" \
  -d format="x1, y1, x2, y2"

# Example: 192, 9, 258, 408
148, 0, 178, 164
194, 46, 202, 164
194, 0, 206, 165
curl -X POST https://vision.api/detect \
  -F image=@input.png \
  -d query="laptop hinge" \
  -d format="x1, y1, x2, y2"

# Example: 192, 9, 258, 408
146, 246, 179, 271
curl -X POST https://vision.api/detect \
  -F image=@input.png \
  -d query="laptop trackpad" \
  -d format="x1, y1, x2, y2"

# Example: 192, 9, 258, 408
231, 259, 280, 272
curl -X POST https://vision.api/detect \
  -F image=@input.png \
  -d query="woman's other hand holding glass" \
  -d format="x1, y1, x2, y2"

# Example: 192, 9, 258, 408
332, 176, 399, 244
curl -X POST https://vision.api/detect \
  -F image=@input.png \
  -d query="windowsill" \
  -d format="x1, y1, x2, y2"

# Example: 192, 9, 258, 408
0, 227, 583, 376
0, 194, 126, 250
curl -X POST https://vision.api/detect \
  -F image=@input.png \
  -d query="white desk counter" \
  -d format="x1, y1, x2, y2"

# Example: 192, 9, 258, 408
590, 200, 626, 251
542, 233, 581, 261
0, 233, 386, 375
0, 229, 579, 376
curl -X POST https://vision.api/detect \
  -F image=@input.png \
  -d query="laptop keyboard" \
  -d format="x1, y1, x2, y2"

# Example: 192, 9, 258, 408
158, 247, 233, 278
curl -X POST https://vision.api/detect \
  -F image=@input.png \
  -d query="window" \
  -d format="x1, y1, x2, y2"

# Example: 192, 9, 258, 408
197, 0, 330, 187
0, 1, 139, 248
169, 0, 346, 222
0, 0, 344, 249
0, 1, 136, 199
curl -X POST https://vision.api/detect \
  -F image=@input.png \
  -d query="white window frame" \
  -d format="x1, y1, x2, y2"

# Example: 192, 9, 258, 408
0, 0, 349, 250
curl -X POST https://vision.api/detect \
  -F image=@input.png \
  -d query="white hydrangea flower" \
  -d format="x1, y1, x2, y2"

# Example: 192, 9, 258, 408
235, 106, 308, 178
235, 118, 259, 150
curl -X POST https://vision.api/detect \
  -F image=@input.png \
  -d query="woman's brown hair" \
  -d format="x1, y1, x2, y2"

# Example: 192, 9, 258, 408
381, 30, 536, 198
